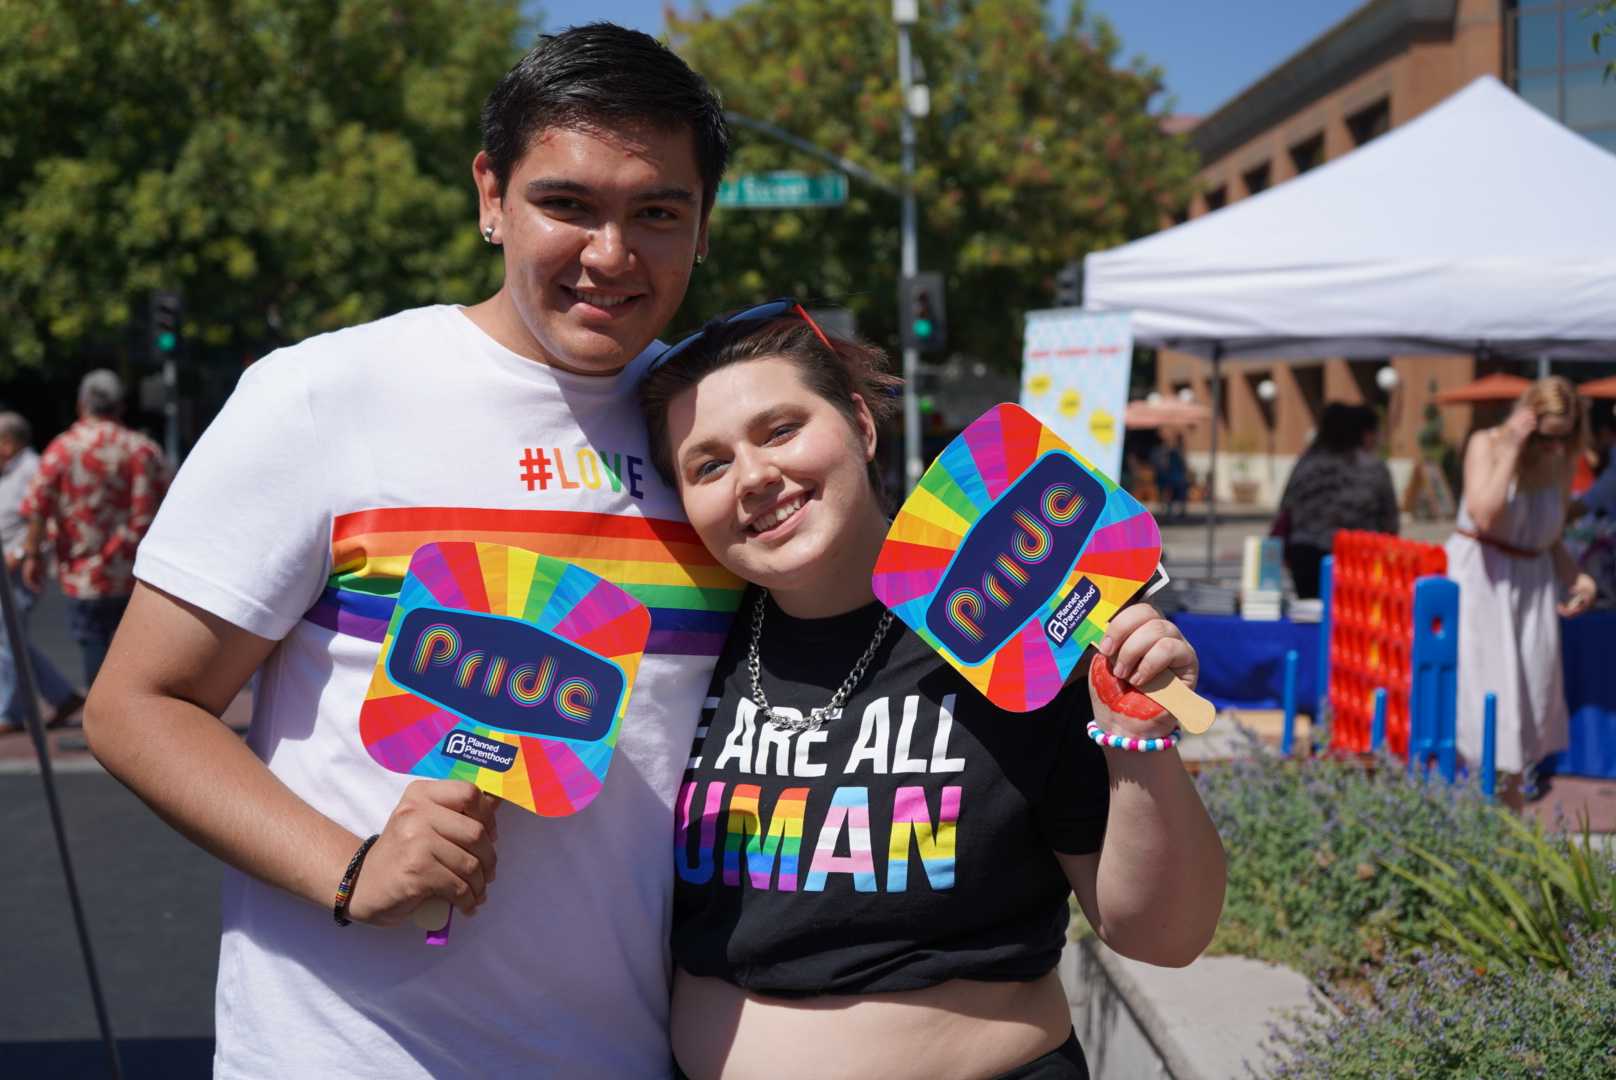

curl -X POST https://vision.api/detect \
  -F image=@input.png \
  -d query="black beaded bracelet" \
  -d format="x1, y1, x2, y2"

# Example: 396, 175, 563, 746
332, 834, 381, 927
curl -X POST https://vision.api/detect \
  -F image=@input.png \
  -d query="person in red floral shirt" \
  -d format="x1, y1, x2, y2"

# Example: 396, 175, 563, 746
22, 370, 170, 684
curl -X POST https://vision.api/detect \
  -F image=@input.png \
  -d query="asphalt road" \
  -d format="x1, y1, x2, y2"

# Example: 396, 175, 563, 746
1, 768, 219, 1078
1, 584, 218, 1079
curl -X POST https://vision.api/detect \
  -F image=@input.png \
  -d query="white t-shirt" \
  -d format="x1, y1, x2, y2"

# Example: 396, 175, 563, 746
134, 306, 742, 1078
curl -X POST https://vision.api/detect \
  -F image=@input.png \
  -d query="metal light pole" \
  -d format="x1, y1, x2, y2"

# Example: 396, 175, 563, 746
163, 354, 180, 466
895, 0, 922, 494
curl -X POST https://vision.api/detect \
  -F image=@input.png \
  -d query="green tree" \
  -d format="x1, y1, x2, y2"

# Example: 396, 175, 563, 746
0, 0, 530, 374
1594, 0, 1616, 79
667, 0, 1197, 366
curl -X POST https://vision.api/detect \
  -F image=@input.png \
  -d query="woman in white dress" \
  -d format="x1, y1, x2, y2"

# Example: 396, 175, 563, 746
1446, 377, 1598, 804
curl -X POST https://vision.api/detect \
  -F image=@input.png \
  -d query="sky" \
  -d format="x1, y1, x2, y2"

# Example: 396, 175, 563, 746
532, 0, 1370, 117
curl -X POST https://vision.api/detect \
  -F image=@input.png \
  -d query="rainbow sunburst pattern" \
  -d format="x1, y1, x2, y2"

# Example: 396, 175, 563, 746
872, 403, 1160, 712
359, 542, 650, 815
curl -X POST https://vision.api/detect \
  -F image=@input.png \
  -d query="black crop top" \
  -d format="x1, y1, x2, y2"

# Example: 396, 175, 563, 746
670, 592, 1109, 997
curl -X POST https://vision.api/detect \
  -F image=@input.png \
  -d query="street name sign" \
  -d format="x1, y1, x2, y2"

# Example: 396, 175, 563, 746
717, 171, 848, 209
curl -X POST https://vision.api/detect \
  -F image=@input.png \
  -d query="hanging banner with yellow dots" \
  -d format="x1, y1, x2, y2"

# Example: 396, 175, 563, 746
1019, 308, 1133, 484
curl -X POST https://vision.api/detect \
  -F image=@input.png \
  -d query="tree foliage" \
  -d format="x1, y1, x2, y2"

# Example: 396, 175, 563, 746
0, 0, 529, 374
667, 0, 1197, 367
1596, 0, 1616, 79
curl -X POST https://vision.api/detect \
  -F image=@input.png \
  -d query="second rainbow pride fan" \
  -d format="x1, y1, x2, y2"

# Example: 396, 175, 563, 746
872, 403, 1213, 732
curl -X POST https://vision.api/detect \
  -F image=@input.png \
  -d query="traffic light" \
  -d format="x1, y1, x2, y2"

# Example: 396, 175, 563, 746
149, 289, 183, 361
1054, 261, 1083, 307
901, 272, 947, 354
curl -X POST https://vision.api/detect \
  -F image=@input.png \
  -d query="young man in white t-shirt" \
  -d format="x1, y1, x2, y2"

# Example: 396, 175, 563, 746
83, 25, 742, 1078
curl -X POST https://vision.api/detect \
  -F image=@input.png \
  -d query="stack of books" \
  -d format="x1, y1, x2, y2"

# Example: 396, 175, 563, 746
1178, 580, 1239, 615
1239, 536, 1286, 621
1240, 588, 1283, 620
1289, 598, 1325, 623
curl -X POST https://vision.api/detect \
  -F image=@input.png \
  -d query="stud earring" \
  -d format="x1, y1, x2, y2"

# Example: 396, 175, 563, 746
482, 224, 495, 243
694, 253, 706, 267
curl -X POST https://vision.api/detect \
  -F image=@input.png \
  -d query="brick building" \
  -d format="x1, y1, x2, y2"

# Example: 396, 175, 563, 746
1155, 0, 1615, 505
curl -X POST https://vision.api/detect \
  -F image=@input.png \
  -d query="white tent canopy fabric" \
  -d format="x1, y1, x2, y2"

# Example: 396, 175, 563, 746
1085, 76, 1616, 362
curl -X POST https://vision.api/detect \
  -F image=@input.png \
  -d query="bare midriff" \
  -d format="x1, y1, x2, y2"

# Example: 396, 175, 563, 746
670, 967, 1072, 1080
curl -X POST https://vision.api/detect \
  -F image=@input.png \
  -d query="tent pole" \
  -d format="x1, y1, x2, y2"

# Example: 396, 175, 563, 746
1205, 344, 1222, 581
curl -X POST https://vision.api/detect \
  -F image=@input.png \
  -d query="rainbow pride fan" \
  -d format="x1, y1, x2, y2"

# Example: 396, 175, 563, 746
873, 403, 1210, 730
360, 542, 650, 817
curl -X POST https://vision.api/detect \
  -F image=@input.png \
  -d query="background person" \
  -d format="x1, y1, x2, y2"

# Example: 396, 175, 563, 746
84, 25, 734, 1078
1153, 433, 1189, 520
639, 307, 1225, 1080
1446, 376, 1597, 804
1566, 401, 1616, 605
1571, 400, 1616, 520
1275, 402, 1398, 598
0, 411, 83, 733
20, 370, 169, 685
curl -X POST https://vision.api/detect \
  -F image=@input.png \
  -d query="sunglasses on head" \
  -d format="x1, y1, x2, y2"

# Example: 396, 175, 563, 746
646, 297, 835, 377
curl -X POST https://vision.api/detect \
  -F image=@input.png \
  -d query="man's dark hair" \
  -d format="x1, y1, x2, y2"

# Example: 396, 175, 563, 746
481, 23, 730, 209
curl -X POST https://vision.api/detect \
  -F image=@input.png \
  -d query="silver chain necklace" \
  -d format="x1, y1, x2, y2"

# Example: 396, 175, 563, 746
747, 591, 894, 733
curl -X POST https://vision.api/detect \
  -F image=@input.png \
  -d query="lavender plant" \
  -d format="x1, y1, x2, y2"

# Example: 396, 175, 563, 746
1195, 739, 1518, 980
1253, 933, 1616, 1078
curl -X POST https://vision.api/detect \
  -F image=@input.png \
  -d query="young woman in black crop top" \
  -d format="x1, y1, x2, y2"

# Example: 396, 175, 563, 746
639, 303, 1226, 1080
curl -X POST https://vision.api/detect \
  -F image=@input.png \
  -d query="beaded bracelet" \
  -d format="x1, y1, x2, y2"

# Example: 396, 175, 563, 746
332, 833, 381, 927
1086, 719, 1181, 753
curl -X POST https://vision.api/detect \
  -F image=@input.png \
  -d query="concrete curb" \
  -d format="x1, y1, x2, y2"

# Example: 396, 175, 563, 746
0, 754, 105, 775
1065, 938, 1324, 1080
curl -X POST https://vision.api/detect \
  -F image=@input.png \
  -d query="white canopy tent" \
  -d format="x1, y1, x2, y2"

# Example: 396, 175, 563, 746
1084, 75, 1616, 571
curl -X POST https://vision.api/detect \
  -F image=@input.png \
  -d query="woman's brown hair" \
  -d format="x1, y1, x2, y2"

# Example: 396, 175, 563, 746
1517, 375, 1589, 457
638, 315, 903, 496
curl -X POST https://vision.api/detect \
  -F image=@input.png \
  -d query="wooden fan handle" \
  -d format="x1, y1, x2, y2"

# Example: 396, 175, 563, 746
413, 898, 453, 945
1138, 669, 1217, 735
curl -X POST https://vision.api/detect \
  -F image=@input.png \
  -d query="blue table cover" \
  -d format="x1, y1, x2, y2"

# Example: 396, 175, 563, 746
1169, 613, 1321, 713
1542, 609, 1616, 779
1170, 609, 1616, 778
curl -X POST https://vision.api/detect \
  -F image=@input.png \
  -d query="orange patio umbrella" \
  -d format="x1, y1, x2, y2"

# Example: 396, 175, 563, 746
1431, 372, 1531, 405
1575, 375, 1616, 399
1124, 399, 1211, 430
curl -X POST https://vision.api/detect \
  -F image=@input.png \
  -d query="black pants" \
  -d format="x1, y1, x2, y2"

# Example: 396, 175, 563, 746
1284, 542, 1330, 600
673, 1030, 1089, 1080
994, 1031, 1090, 1079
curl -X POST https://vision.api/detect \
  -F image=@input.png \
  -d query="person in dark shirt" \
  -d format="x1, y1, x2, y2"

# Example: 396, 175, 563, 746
639, 303, 1226, 1080
1276, 402, 1399, 598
